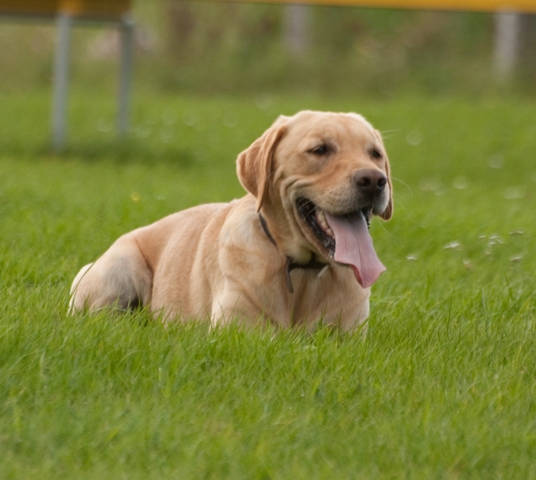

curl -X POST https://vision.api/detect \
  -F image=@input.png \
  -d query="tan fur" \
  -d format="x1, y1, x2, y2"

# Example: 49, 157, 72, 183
69, 111, 392, 331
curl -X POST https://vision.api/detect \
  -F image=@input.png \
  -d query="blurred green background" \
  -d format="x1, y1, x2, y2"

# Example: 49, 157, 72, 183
1, 1, 535, 99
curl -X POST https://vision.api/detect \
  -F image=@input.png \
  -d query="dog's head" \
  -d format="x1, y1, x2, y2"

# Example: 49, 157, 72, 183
237, 110, 392, 288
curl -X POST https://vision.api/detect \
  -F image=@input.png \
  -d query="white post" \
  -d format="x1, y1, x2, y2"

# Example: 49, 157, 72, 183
283, 4, 311, 57
118, 15, 134, 137
494, 11, 521, 83
52, 13, 73, 151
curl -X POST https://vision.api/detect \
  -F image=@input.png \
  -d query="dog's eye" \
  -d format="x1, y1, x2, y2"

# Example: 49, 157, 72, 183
369, 148, 383, 159
310, 144, 329, 156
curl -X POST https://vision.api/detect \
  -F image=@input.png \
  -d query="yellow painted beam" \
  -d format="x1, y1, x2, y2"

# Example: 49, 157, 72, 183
0, 0, 57, 16
61, 0, 131, 18
1, 0, 533, 16
210, 0, 536, 13
0, 0, 131, 18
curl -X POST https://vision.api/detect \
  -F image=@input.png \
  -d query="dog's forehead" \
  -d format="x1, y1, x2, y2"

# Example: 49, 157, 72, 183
286, 111, 376, 144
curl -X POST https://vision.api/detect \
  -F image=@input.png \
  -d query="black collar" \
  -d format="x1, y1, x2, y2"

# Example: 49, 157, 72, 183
259, 213, 276, 247
259, 213, 328, 293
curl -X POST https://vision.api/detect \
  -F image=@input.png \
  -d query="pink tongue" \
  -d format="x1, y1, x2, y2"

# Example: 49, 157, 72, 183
324, 212, 386, 288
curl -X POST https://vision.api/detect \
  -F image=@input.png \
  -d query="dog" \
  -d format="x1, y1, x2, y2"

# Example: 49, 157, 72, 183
69, 110, 392, 331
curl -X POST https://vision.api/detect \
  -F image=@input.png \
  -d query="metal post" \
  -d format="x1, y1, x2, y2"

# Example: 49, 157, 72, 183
118, 15, 134, 136
52, 13, 73, 151
283, 4, 311, 57
494, 11, 521, 83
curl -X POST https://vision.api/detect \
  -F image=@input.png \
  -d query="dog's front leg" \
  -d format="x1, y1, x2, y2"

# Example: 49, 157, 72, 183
210, 290, 274, 329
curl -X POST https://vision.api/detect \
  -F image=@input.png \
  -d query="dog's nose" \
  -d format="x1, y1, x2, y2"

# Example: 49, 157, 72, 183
355, 169, 387, 193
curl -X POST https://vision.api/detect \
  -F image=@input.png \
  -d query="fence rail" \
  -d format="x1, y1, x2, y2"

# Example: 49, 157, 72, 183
213, 0, 536, 13
1, 0, 533, 150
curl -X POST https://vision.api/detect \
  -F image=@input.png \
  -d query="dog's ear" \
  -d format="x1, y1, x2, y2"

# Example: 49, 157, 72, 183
236, 115, 288, 212
374, 129, 393, 221
380, 157, 393, 220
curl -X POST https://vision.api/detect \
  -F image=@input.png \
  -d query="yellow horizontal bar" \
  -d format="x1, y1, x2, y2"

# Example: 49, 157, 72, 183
0, 0, 131, 18
60, 0, 131, 17
209, 0, 536, 12
0, 0, 57, 15
1, 0, 534, 16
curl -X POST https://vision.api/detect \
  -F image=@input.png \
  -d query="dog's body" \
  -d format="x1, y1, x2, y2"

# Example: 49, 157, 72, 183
70, 111, 392, 331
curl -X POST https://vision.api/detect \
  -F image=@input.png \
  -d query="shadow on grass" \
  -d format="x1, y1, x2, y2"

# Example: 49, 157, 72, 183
1, 137, 197, 168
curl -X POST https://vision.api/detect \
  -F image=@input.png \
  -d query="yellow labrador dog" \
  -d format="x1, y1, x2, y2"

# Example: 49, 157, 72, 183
69, 110, 392, 331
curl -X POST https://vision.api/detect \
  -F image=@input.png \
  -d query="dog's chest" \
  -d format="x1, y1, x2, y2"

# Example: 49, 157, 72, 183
267, 267, 370, 328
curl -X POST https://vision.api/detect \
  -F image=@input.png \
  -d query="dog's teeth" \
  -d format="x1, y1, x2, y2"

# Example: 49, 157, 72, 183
316, 210, 334, 238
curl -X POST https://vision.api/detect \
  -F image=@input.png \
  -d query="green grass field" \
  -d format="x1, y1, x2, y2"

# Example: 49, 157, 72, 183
1, 90, 536, 479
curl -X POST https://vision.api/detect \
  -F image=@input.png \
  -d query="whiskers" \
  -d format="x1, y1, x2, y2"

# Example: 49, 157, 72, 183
391, 176, 413, 196
300, 198, 319, 220
379, 129, 402, 140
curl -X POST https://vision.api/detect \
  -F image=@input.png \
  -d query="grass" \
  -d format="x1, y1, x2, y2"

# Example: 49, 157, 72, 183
1, 89, 536, 478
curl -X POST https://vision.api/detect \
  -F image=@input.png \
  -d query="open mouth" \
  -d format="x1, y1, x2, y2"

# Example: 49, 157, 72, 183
296, 197, 370, 257
295, 197, 385, 288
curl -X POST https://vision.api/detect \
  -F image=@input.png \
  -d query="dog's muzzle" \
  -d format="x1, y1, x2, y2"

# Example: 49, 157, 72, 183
295, 194, 386, 289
